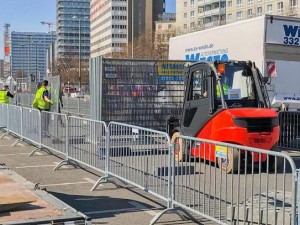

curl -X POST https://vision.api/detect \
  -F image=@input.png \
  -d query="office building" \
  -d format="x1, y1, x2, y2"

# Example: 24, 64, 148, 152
154, 13, 176, 59
90, 0, 165, 58
11, 32, 56, 81
176, 0, 300, 34
56, 0, 90, 59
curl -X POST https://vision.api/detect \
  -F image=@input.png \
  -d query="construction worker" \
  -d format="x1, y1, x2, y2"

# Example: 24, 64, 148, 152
216, 83, 230, 98
32, 80, 53, 137
0, 85, 15, 104
32, 80, 53, 111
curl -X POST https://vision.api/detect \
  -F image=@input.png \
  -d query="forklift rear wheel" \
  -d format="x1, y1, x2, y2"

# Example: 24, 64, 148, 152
171, 132, 185, 162
217, 147, 239, 174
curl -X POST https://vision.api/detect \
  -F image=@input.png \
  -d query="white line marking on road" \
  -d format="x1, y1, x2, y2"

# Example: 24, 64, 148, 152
3, 136, 11, 140
39, 181, 89, 187
15, 162, 58, 169
0, 153, 28, 156
128, 201, 157, 216
35, 152, 43, 156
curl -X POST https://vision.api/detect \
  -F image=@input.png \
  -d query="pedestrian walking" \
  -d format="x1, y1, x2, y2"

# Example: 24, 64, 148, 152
0, 85, 15, 104
32, 80, 53, 137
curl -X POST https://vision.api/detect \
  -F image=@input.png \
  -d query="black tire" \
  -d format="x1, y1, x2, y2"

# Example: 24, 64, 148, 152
217, 147, 239, 174
262, 145, 283, 172
171, 131, 186, 162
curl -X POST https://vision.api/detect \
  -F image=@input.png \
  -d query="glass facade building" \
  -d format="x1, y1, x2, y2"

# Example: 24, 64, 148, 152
56, 0, 90, 59
11, 32, 56, 81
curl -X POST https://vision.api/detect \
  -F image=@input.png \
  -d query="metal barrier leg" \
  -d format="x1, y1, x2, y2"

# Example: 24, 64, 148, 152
91, 175, 126, 191
28, 147, 52, 157
0, 131, 9, 139
11, 139, 22, 147
53, 159, 80, 171
150, 207, 198, 225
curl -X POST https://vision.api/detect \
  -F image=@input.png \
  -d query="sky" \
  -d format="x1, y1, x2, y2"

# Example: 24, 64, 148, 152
0, 0, 176, 58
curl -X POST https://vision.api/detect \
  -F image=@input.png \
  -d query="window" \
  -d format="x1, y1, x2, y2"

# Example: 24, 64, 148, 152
190, 22, 195, 28
227, 0, 232, 7
236, 0, 242, 7
198, 6, 203, 13
191, 11, 195, 18
227, 13, 232, 21
184, 24, 188, 29
189, 70, 208, 100
267, 4, 272, 14
278, 2, 283, 13
236, 11, 243, 20
257, 0, 262, 3
184, 1, 187, 7
247, 9, 253, 18
248, 0, 253, 6
257, 6, 262, 16
290, 0, 297, 9
191, 0, 195, 6
184, 12, 187, 18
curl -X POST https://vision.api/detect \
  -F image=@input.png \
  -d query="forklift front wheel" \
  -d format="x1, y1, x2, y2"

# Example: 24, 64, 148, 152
171, 132, 185, 162
217, 147, 239, 174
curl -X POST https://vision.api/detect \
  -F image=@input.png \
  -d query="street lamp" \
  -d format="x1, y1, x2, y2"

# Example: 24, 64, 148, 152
26, 34, 33, 79
72, 16, 88, 91
32, 41, 42, 82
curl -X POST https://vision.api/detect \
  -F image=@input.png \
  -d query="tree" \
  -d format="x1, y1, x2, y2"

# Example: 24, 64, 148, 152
53, 57, 89, 85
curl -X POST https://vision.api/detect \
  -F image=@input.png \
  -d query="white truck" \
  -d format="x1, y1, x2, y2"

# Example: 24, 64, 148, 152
169, 15, 300, 110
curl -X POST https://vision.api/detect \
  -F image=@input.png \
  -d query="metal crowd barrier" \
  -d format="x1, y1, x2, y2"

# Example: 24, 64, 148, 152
279, 111, 300, 150
55, 116, 107, 176
102, 122, 172, 203
7, 105, 22, 137
0, 104, 8, 128
22, 107, 41, 147
0, 103, 299, 225
168, 135, 297, 225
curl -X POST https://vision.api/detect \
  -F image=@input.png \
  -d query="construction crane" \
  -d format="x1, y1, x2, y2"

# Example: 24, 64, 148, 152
40, 21, 54, 33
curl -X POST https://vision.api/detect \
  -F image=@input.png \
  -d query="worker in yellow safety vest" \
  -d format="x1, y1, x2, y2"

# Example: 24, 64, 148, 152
216, 83, 230, 98
32, 80, 53, 111
0, 85, 15, 104
32, 80, 53, 137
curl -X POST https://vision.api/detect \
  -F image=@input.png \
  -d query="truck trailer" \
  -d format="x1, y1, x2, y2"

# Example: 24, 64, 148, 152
169, 15, 300, 108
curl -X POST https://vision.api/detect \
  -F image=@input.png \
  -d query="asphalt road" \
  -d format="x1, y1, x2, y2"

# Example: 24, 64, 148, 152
0, 130, 215, 225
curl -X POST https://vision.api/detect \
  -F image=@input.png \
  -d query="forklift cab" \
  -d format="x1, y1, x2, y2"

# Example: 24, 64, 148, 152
180, 61, 270, 137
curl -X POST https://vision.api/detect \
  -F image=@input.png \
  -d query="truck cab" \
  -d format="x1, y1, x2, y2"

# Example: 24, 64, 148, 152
170, 60, 279, 173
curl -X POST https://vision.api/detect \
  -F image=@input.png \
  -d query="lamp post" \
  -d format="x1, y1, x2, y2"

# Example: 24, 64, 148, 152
27, 34, 33, 79
73, 16, 88, 91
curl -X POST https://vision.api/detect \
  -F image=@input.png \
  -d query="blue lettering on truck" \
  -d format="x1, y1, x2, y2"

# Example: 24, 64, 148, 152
186, 53, 229, 61
283, 25, 300, 46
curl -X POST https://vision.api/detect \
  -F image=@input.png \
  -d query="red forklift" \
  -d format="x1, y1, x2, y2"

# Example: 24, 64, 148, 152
168, 60, 280, 173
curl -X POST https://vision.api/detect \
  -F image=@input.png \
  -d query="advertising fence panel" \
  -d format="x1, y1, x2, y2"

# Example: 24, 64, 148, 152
90, 57, 189, 131
279, 111, 300, 150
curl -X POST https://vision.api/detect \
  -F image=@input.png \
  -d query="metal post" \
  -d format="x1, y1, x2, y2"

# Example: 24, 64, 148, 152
132, 0, 134, 59
79, 18, 81, 91
27, 34, 32, 78
35, 44, 38, 81
21, 45, 24, 78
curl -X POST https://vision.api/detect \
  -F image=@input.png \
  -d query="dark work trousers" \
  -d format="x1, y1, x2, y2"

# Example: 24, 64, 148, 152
38, 108, 50, 135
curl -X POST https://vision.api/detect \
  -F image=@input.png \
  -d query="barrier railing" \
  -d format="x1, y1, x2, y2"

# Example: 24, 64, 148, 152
0, 104, 8, 128
279, 111, 300, 150
7, 105, 22, 137
169, 135, 297, 225
103, 122, 172, 203
22, 107, 41, 147
0, 103, 299, 225
55, 116, 107, 176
